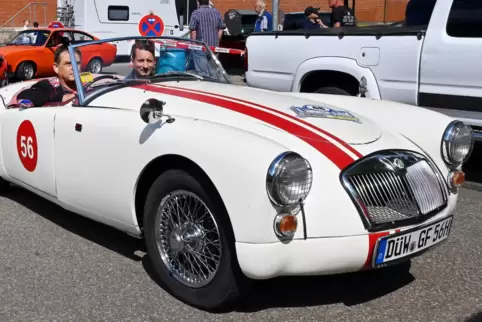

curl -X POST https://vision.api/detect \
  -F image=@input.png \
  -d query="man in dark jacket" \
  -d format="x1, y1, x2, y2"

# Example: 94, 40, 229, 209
15, 44, 81, 107
328, 0, 357, 27
302, 6, 329, 29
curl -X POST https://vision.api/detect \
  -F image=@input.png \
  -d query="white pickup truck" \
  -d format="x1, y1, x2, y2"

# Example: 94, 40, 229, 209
244, 0, 482, 140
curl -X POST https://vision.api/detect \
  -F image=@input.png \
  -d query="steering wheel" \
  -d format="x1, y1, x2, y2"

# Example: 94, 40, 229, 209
83, 74, 121, 90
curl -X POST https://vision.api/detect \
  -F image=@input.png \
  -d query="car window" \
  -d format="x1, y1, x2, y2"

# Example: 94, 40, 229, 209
73, 32, 94, 43
47, 31, 73, 46
7, 30, 51, 46
446, 0, 482, 38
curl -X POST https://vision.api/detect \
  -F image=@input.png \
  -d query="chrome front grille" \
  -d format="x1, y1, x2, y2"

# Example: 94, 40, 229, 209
341, 151, 448, 229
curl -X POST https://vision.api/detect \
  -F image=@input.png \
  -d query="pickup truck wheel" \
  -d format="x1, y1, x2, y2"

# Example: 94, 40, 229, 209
143, 169, 246, 311
315, 86, 351, 96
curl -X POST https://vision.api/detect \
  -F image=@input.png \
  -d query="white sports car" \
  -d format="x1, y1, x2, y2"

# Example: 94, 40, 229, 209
0, 36, 474, 311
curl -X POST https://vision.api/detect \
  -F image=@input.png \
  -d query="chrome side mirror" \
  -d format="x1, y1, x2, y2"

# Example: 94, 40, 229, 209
140, 98, 175, 124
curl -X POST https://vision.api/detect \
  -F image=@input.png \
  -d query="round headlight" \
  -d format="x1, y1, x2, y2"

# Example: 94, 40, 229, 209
266, 152, 313, 206
442, 121, 474, 165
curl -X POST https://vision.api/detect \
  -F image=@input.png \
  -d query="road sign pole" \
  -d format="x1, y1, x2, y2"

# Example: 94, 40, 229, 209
272, 0, 279, 31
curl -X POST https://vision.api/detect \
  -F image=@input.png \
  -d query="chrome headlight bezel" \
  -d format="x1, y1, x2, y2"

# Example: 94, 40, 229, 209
266, 151, 313, 207
441, 121, 474, 166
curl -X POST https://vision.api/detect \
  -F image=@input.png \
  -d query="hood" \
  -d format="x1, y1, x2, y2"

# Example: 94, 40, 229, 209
147, 82, 382, 145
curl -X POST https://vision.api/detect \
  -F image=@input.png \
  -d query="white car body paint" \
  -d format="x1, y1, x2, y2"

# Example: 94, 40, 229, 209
0, 76, 461, 279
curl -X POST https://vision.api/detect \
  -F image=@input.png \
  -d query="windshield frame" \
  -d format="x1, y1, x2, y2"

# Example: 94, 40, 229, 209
68, 35, 232, 106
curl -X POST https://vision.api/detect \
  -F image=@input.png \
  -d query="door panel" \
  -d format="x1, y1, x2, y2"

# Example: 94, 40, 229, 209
53, 107, 147, 226
419, 0, 482, 114
1, 108, 57, 197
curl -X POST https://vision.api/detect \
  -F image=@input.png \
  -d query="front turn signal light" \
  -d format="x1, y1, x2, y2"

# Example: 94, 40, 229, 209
449, 170, 465, 188
274, 213, 297, 237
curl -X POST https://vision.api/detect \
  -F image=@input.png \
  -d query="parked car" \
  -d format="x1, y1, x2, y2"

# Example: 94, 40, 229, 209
0, 35, 473, 311
0, 27, 117, 81
244, 0, 482, 140
0, 54, 7, 87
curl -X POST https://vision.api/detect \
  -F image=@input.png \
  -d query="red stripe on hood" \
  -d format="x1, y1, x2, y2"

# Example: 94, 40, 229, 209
156, 84, 363, 159
136, 83, 357, 170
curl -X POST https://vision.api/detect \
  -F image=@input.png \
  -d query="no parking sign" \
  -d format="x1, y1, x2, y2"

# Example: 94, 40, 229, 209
138, 13, 165, 37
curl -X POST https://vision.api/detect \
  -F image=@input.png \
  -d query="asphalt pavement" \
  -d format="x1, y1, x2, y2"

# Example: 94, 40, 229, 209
0, 63, 480, 321
0, 185, 480, 321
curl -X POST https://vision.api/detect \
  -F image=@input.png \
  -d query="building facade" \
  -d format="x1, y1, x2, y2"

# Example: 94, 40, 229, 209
0, 0, 408, 29
0, 0, 57, 27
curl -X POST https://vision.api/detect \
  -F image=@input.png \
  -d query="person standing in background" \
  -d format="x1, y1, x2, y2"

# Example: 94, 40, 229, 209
254, 0, 273, 32
22, 20, 30, 30
328, 0, 357, 27
302, 6, 328, 29
189, 0, 225, 47
189, 0, 226, 76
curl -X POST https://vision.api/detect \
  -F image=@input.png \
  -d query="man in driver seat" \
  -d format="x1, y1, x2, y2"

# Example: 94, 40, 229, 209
125, 40, 156, 79
15, 44, 81, 107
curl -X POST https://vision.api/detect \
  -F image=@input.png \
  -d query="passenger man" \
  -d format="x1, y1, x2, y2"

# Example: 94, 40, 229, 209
15, 44, 81, 107
328, 0, 357, 27
302, 6, 329, 29
126, 40, 156, 79
254, 0, 273, 32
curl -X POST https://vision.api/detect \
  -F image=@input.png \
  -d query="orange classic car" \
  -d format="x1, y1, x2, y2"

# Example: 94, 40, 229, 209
0, 55, 7, 87
0, 28, 117, 81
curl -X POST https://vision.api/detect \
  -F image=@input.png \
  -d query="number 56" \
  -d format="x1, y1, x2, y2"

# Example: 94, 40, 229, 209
20, 135, 34, 159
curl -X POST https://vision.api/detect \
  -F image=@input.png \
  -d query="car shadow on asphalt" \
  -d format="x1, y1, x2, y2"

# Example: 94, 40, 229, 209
465, 311, 482, 322
234, 268, 415, 312
4, 186, 415, 312
3, 186, 147, 262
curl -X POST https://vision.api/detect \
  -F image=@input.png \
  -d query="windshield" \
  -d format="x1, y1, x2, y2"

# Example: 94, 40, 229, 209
7, 29, 51, 46
70, 36, 231, 104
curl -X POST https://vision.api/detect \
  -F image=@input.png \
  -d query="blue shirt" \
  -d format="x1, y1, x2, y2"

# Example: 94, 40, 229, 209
189, 5, 226, 47
255, 10, 273, 32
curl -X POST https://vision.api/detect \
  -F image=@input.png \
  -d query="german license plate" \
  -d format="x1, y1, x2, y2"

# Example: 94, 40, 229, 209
373, 215, 453, 268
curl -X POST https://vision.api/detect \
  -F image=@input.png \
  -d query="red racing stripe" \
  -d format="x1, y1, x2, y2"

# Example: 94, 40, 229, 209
136, 83, 357, 169
157, 84, 364, 159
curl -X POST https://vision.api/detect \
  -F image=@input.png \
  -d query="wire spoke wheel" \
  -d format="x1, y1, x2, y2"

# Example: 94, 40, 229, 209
155, 190, 222, 288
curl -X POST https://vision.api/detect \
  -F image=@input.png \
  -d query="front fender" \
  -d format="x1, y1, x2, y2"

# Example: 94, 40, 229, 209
143, 117, 301, 244
292, 56, 381, 99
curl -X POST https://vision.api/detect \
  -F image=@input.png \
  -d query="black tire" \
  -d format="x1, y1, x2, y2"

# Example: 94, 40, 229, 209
143, 169, 247, 311
315, 86, 351, 96
87, 57, 102, 74
15, 61, 35, 81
